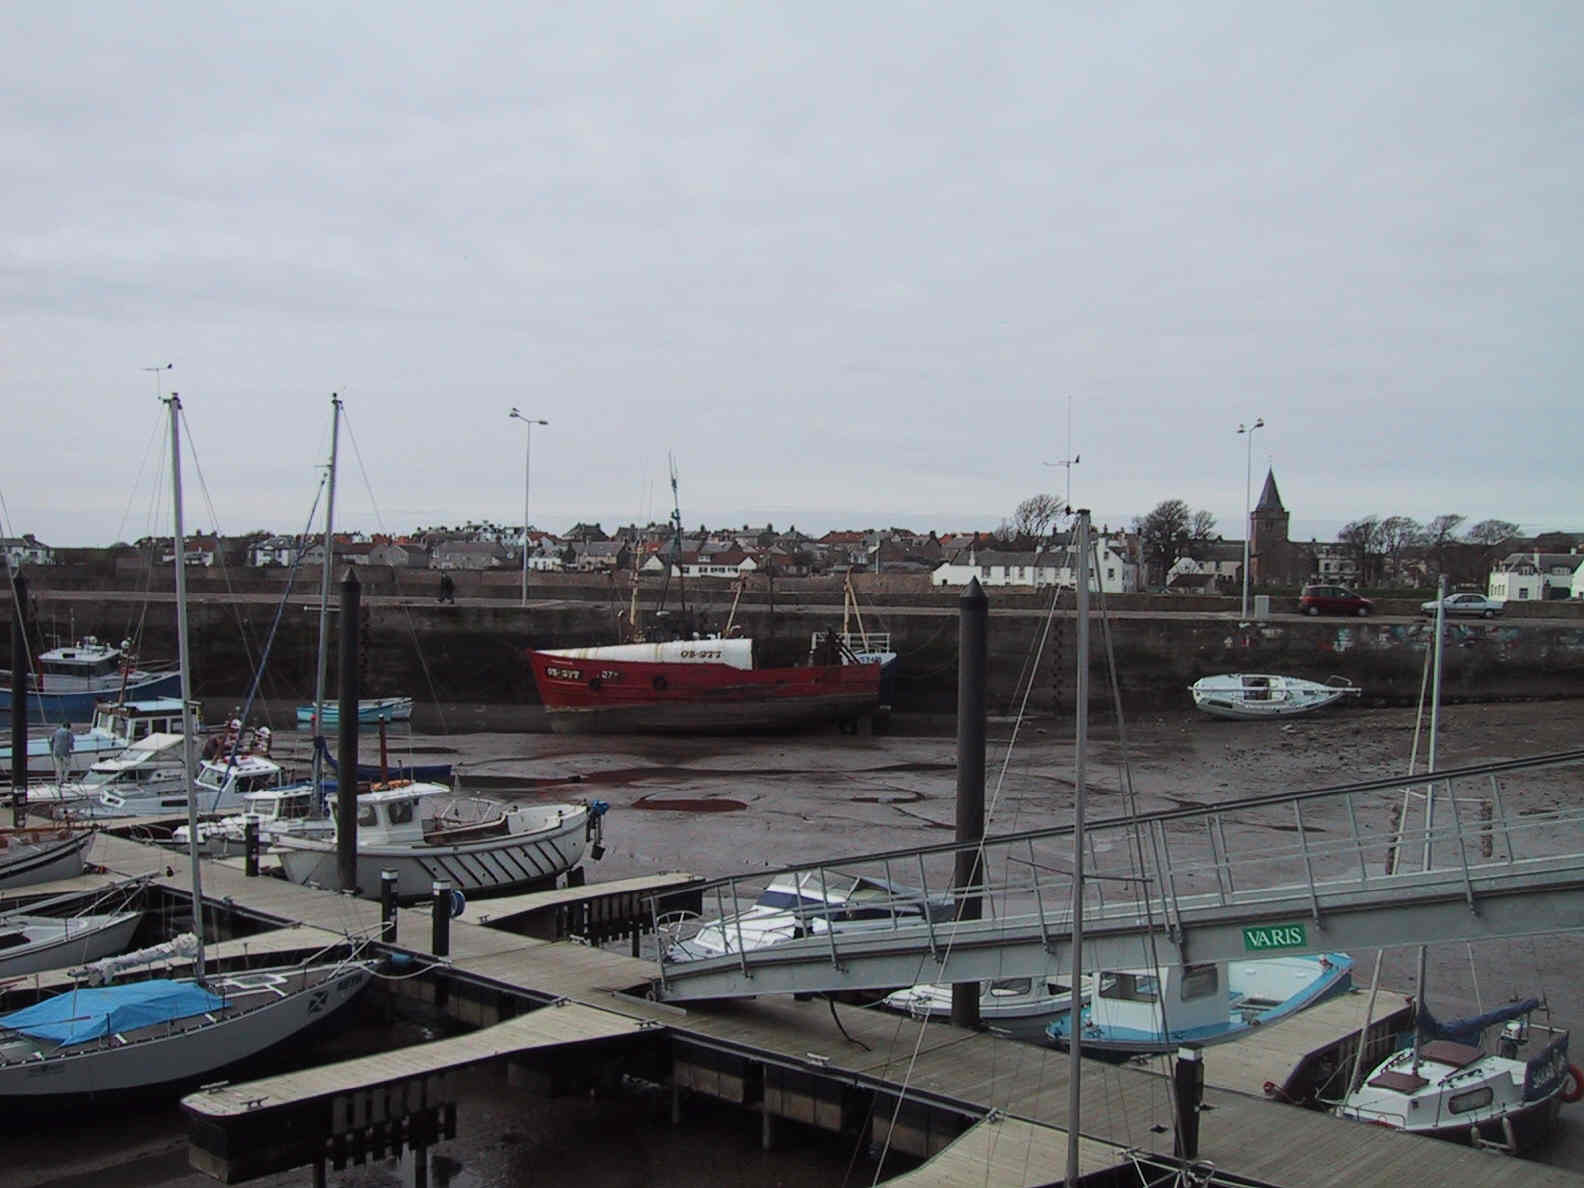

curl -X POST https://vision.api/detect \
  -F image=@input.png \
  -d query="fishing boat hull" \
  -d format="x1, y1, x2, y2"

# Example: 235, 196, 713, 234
0, 911, 143, 980
0, 672, 183, 727
272, 803, 594, 902
0, 829, 95, 890
1189, 674, 1360, 721
295, 697, 414, 727
0, 962, 372, 1099
526, 650, 885, 734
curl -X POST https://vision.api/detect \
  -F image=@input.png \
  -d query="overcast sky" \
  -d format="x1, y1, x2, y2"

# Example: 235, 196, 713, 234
4, 3, 1579, 548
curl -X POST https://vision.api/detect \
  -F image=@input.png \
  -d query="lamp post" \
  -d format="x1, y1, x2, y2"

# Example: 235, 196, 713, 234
1237, 417, 1264, 621
509, 409, 548, 607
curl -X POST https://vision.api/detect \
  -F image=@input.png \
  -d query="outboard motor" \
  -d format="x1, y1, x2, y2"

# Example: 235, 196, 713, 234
1499, 1018, 1527, 1059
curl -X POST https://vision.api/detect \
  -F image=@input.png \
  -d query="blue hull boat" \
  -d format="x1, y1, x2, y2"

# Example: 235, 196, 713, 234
295, 697, 414, 727
1047, 953, 1354, 1056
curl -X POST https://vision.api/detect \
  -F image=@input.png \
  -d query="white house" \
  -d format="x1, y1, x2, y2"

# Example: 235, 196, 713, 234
248, 535, 300, 568
1488, 552, 1584, 602
1167, 539, 1245, 592
1, 536, 54, 568
933, 535, 1138, 593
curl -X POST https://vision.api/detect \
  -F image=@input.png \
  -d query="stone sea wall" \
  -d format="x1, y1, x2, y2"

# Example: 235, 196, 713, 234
8, 586, 1582, 716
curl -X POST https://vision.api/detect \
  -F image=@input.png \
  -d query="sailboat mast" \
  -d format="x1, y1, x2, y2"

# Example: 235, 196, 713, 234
1066, 508, 1091, 1186
310, 393, 341, 804
167, 393, 205, 980
1411, 575, 1447, 1071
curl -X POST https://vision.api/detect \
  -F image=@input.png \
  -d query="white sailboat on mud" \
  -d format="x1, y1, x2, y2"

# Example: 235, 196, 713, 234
0, 393, 374, 1101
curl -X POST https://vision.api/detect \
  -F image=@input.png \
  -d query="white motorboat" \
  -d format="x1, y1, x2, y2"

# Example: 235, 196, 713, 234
31, 732, 190, 819
171, 783, 334, 855
664, 869, 954, 962
1189, 673, 1361, 720
1045, 953, 1355, 1055
2, 697, 201, 784
881, 975, 1087, 1044
0, 394, 375, 1104
272, 781, 608, 902
96, 749, 292, 821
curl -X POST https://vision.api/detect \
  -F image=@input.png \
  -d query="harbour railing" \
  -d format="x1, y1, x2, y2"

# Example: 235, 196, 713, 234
645, 749, 1584, 1003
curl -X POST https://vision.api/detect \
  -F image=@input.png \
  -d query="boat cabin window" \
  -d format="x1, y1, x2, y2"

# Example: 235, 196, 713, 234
131, 720, 152, 740
988, 978, 1032, 997
388, 799, 415, 825
1448, 1087, 1494, 1115
236, 773, 277, 794
1099, 973, 1159, 1003
1181, 964, 1220, 1001
358, 803, 378, 827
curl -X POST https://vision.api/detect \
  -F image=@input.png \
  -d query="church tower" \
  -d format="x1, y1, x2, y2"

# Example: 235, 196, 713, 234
1250, 469, 1291, 586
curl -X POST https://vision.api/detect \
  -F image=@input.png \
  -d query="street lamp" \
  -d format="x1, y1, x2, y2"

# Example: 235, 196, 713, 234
508, 409, 548, 607
1237, 417, 1264, 621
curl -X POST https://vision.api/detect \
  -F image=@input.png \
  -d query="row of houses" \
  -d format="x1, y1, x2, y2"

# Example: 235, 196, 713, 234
10, 528, 1584, 599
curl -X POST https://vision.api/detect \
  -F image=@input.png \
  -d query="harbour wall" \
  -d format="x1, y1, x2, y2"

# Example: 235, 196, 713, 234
7, 586, 1583, 717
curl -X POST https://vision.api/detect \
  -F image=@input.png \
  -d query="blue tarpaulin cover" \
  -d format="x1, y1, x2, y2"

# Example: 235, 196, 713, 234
1417, 996, 1541, 1048
0, 980, 225, 1044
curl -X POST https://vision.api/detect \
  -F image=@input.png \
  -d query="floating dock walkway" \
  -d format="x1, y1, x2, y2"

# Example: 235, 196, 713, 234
10, 828, 1579, 1187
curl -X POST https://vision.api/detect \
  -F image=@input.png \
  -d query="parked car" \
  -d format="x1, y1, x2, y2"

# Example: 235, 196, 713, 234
1420, 592, 1505, 619
1299, 584, 1374, 616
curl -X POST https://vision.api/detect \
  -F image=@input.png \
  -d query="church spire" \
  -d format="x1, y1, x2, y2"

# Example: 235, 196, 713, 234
1254, 468, 1284, 512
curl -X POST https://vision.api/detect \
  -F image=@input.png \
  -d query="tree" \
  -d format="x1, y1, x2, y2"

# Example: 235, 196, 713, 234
1466, 519, 1520, 547
1190, 509, 1217, 548
1338, 517, 1383, 585
1135, 499, 1194, 588
1376, 515, 1424, 585
1013, 493, 1065, 541
1465, 518, 1521, 582
1424, 514, 1466, 577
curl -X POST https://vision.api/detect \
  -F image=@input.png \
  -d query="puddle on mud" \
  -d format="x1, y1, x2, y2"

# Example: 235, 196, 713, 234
632, 794, 747, 813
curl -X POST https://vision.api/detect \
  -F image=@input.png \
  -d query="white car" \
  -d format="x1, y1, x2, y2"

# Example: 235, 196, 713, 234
1419, 593, 1504, 619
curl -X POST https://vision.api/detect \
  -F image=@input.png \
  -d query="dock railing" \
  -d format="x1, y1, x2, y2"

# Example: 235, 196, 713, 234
645, 749, 1584, 1002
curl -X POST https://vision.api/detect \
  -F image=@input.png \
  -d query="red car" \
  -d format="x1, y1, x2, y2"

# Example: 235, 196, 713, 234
1299, 584, 1374, 616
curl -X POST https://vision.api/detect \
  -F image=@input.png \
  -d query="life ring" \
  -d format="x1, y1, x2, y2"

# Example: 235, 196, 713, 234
1562, 1064, 1584, 1104
652, 674, 668, 691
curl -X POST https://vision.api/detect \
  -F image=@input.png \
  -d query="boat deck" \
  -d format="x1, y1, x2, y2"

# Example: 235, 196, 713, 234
64, 829, 1584, 1187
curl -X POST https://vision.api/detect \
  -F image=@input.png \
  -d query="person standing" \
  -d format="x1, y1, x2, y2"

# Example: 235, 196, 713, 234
50, 721, 75, 787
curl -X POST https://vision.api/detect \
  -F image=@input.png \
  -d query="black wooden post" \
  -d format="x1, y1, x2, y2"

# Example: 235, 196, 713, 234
431, 880, 451, 957
244, 818, 259, 877
380, 869, 398, 943
1173, 1044, 1205, 1160
336, 568, 360, 894
951, 577, 987, 1030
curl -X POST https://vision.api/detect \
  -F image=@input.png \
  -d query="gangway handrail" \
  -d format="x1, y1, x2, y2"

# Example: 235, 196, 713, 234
644, 748, 1584, 904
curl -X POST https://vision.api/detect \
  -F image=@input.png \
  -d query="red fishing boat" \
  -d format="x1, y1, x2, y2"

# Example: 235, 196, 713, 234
525, 634, 891, 734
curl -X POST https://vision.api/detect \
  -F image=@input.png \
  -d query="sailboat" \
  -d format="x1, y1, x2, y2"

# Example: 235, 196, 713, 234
1334, 580, 1575, 1153
288, 394, 412, 748
0, 393, 374, 1101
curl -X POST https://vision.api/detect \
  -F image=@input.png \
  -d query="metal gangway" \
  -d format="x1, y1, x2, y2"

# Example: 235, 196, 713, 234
646, 748, 1584, 1003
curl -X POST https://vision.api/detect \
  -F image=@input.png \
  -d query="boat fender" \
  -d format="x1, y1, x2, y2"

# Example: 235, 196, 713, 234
1563, 1064, 1584, 1104
652, 675, 667, 691
449, 888, 467, 919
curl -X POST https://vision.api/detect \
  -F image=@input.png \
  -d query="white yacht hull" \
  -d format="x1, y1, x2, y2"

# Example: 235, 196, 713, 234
0, 912, 143, 980
0, 963, 372, 1099
274, 806, 592, 902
